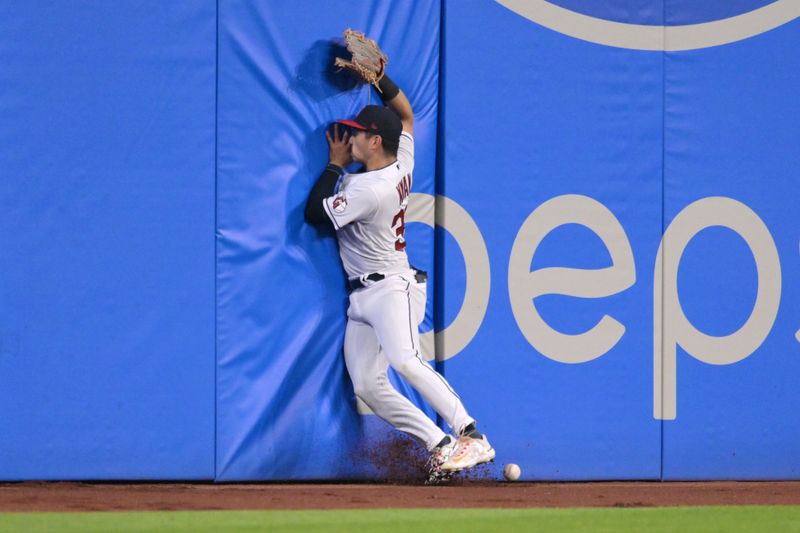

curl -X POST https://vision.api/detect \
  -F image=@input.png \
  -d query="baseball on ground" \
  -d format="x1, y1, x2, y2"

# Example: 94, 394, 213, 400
503, 463, 521, 481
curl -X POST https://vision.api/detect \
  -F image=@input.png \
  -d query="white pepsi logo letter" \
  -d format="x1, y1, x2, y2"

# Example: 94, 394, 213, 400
495, 0, 800, 51
407, 193, 491, 362
508, 194, 636, 363
653, 197, 781, 420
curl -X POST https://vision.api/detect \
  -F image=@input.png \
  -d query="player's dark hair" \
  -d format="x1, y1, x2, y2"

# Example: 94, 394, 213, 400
365, 131, 398, 158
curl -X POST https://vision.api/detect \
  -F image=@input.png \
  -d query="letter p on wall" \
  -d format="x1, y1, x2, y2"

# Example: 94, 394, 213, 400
654, 197, 781, 420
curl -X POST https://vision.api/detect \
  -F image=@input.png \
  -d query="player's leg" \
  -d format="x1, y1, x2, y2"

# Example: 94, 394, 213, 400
343, 316, 448, 451
364, 275, 495, 473
362, 275, 475, 436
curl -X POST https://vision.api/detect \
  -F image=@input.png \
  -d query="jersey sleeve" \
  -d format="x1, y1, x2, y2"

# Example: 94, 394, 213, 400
397, 131, 414, 175
322, 182, 379, 230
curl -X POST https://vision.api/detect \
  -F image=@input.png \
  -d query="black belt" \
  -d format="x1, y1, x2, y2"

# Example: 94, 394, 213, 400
347, 273, 385, 291
347, 268, 427, 291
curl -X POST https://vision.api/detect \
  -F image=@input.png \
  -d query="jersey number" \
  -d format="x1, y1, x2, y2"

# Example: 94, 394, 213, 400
392, 208, 406, 251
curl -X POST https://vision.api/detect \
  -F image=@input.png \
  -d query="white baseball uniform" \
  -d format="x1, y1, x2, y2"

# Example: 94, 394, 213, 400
323, 131, 474, 451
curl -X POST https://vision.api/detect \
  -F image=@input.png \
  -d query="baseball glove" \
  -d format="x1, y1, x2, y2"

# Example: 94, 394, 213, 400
334, 29, 388, 92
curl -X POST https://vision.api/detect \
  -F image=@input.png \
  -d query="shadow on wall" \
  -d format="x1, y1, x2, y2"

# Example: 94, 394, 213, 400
287, 38, 366, 247
287, 40, 345, 245
291, 39, 359, 102
280, 38, 363, 466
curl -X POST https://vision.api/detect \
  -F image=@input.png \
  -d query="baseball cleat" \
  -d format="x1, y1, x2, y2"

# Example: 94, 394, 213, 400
425, 466, 453, 485
440, 435, 496, 472
425, 436, 458, 485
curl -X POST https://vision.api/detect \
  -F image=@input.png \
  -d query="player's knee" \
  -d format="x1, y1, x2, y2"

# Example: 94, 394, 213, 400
352, 383, 374, 404
351, 374, 386, 404
393, 356, 424, 381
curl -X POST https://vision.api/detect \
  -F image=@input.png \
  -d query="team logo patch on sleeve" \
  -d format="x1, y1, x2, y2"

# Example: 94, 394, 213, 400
332, 193, 348, 214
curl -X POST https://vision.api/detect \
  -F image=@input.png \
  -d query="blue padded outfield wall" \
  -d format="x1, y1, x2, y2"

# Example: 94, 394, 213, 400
441, 0, 664, 480
0, 1, 217, 479
0, 0, 799, 480
440, 0, 800, 481
215, 0, 441, 480
660, 1, 800, 479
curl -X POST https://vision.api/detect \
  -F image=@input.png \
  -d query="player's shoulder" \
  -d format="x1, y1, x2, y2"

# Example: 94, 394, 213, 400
345, 175, 381, 199
364, 167, 401, 199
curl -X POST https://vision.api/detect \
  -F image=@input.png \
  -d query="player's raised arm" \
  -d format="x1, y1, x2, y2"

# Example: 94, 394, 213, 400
333, 29, 413, 134
378, 75, 413, 135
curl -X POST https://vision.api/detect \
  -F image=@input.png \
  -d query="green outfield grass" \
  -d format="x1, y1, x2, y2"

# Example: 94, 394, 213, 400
1, 506, 799, 532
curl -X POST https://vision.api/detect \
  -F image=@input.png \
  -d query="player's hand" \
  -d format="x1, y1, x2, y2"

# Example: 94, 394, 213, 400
326, 124, 352, 167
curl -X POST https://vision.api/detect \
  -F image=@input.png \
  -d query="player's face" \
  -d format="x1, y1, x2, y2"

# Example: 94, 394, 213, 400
349, 130, 372, 163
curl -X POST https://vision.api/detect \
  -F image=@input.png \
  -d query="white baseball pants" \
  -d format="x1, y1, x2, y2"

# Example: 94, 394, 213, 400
343, 270, 475, 451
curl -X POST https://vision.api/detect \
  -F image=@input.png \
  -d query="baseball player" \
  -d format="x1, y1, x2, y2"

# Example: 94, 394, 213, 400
304, 67, 494, 483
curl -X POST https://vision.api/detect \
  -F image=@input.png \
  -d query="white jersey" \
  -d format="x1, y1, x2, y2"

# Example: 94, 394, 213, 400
323, 131, 414, 279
